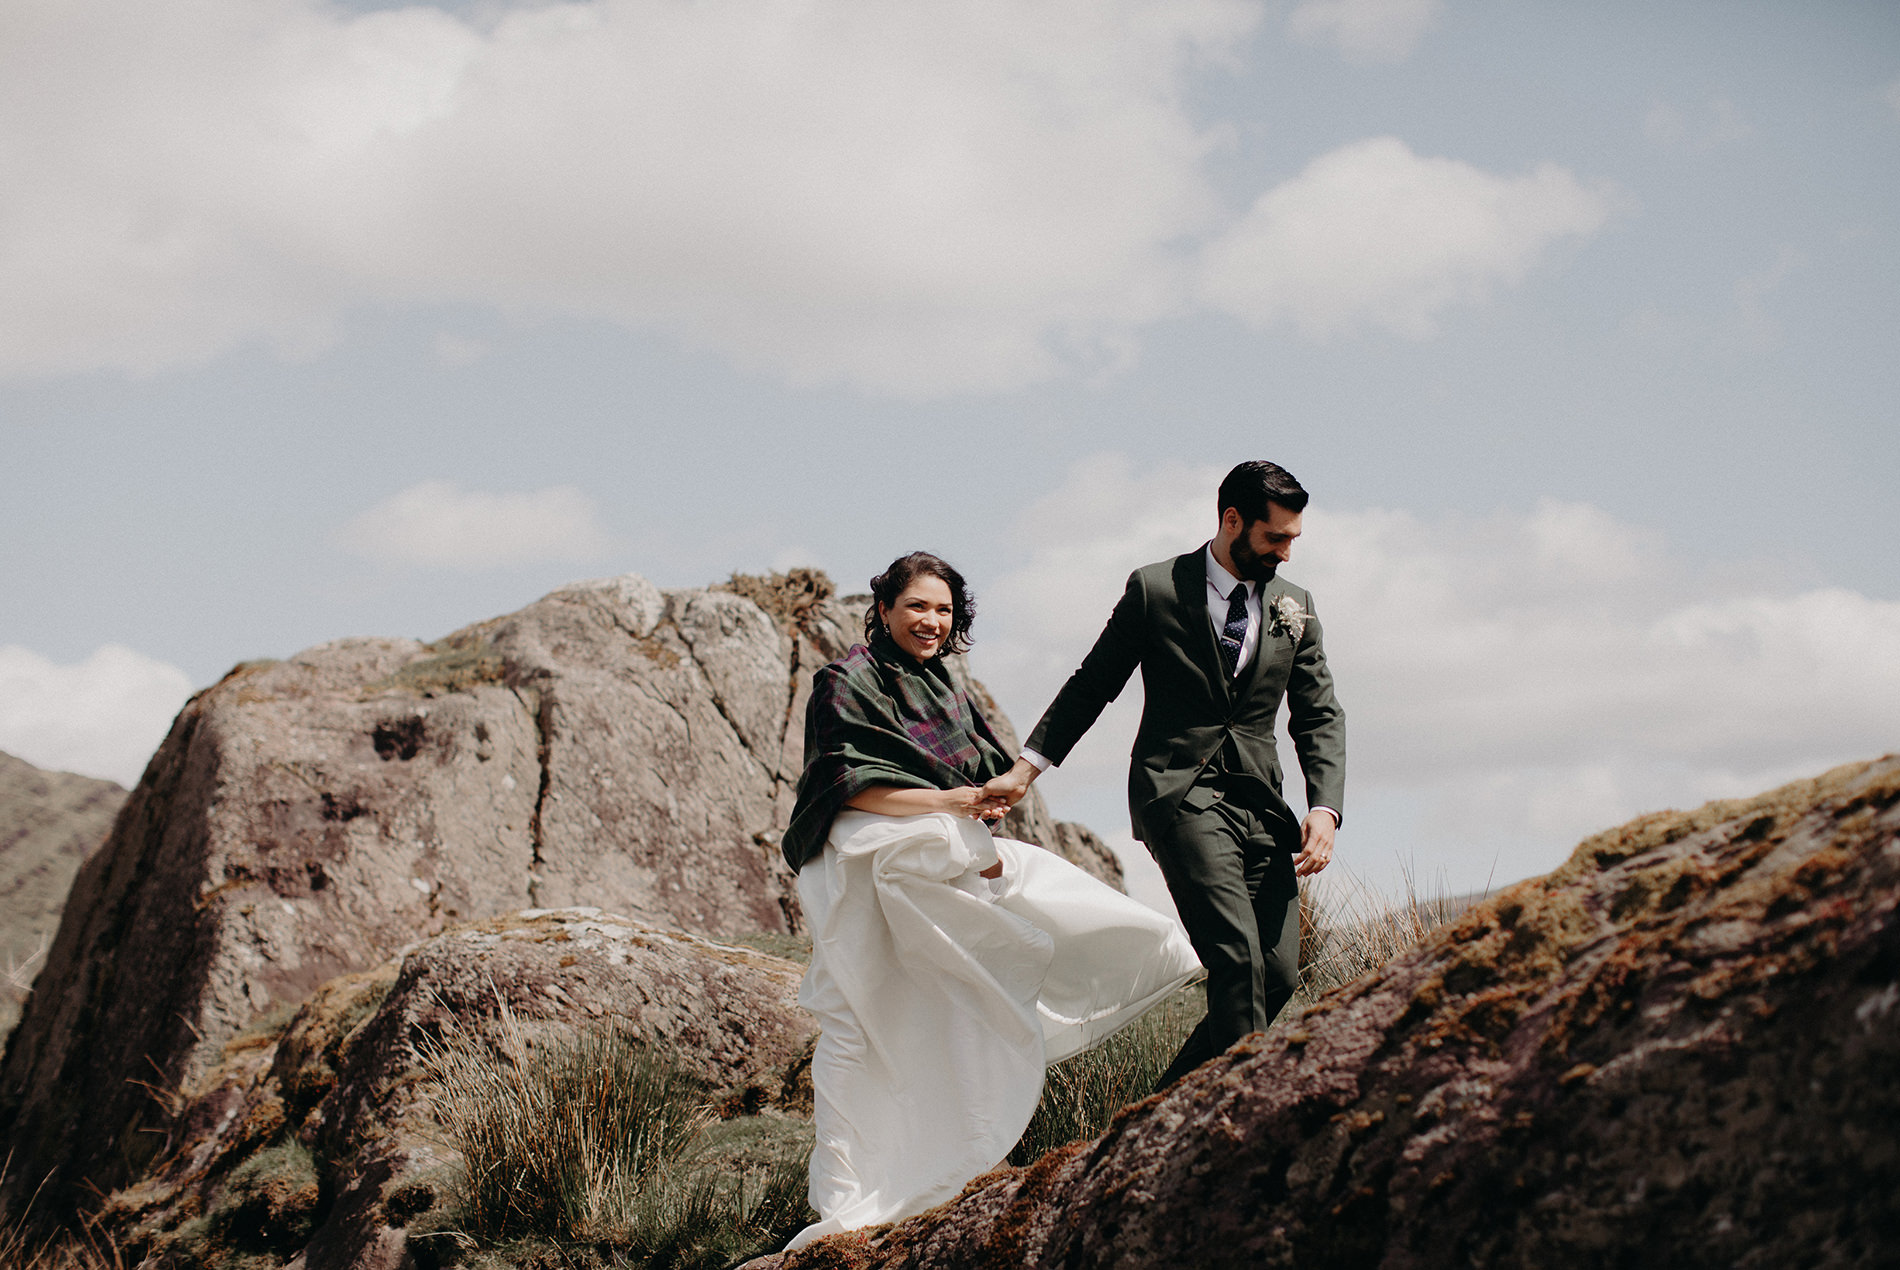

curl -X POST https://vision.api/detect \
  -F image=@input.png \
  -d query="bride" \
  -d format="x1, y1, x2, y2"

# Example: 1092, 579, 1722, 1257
779, 551, 1201, 1250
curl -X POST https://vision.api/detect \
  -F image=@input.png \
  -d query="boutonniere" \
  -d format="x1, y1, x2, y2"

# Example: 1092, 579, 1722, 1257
1265, 594, 1309, 641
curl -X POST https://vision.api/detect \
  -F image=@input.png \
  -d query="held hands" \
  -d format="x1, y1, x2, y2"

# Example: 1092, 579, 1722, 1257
1293, 809, 1337, 877
941, 786, 1011, 823
844, 783, 1008, 822
940, 786, 1009, 879
981, 758, 1040, 810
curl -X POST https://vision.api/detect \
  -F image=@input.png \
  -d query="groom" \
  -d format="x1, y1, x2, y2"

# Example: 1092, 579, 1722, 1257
986, 460, 1345, 1089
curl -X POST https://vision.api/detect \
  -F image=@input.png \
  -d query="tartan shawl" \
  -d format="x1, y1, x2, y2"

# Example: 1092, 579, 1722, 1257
781, 632, 1012, 870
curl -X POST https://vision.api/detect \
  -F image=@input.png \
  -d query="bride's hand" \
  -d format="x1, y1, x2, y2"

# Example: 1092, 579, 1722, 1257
941, 786, 1010, 822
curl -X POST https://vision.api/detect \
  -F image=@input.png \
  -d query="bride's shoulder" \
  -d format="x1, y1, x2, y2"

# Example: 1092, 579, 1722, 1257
814, 644, 879, 689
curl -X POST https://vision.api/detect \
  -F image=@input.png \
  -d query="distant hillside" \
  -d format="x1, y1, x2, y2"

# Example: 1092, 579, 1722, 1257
0, 751, 125, 1040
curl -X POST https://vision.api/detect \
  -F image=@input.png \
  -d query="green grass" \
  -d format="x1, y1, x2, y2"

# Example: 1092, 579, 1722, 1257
1006, 873, 1469, 1169
719, 932, 813, 965
421, 1002, 814, 1268
1008, 989, 1201, 1167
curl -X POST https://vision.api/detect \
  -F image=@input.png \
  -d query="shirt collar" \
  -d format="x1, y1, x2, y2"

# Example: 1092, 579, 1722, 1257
1204, 542, 1247, 600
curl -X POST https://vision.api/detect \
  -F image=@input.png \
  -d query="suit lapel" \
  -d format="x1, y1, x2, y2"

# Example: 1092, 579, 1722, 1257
1171, 550, 1233, 700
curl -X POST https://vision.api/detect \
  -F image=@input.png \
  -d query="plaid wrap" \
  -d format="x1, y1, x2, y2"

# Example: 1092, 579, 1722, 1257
781, 632, 1012, 870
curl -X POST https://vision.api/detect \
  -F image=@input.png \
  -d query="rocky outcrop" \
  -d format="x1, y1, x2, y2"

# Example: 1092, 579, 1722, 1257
98, 908, 817, 1270
752, 755, 1900, 1269
0, 751, 125, 1040
0, 569, 1113, 1214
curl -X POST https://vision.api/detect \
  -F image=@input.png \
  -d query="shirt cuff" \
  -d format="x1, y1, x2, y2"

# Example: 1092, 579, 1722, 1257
1310, 806, 1340, 827
1020, 748, 1052, 773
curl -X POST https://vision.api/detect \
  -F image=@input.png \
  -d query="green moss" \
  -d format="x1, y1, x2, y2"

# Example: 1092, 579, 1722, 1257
692, 1110, 815, 1178
721, 931, 813, 965
132, 1139, 323, 1269
369, 643, 507, 698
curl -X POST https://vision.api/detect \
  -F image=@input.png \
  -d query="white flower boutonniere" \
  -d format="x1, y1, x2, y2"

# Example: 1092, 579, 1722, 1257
1265, 594, 1309, 642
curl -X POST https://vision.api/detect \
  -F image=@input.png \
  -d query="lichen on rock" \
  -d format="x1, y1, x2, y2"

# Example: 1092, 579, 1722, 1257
745, 755, 1900, 1270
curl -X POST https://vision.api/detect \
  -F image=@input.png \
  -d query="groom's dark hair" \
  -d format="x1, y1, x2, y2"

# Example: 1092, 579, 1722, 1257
1219, 460, 1308, 523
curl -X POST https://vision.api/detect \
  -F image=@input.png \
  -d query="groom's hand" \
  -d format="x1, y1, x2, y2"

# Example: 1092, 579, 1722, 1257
982, 758, 1040, 808
1294, 809, 1337, 876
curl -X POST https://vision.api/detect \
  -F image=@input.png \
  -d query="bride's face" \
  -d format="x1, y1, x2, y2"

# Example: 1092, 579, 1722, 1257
880, 575, 955, 662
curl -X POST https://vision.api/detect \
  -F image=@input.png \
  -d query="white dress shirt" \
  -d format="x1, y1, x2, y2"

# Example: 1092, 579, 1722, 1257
1203, 544, 1261, 677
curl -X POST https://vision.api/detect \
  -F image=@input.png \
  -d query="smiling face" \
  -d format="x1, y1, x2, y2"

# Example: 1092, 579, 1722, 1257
878, 574, 955, 662
1221, 501, 1303, 583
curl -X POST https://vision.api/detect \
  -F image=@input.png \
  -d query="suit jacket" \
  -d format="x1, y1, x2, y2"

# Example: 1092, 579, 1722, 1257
1026, 550, 1345, 845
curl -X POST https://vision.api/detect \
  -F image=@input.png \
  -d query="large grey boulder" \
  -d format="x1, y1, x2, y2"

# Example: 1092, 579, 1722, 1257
752, 755, 1900, 1269
0, 570, 1114, 1214
0, 752, 125, 1041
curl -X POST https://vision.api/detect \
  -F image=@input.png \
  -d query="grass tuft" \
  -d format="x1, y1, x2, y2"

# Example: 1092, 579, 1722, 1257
0, 1153, 124, 1270
1008, 871, 1472, 1169
1008, 990, 1200, 1167
1297, 869, 1473, 1002
423, 998, 814, 1267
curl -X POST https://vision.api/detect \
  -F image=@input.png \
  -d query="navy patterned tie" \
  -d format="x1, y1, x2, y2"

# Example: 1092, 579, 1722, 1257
1218, 582, 1249, 676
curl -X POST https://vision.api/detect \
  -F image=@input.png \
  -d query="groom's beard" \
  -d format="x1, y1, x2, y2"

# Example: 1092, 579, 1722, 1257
1229, 536, 1279, 583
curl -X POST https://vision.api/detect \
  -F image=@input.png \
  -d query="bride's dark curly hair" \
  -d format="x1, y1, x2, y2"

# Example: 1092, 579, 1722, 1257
864, 551, 977, 656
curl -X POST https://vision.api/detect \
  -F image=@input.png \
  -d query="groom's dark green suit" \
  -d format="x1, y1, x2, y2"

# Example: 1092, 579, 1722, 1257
1026, 548, 1345, 1084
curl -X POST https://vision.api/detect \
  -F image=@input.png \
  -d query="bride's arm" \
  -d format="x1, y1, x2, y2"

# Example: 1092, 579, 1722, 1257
845, 786, 1010, 878
844, 784, 1008, 821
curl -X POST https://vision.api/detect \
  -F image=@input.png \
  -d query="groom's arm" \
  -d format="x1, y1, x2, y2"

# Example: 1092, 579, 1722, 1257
1026, 570, 1149, 765
986, 571, 1148, 808
1285, 590, 1345, 828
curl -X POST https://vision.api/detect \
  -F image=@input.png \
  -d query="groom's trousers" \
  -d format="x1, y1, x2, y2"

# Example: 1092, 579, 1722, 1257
1150, 768, 1301, 1091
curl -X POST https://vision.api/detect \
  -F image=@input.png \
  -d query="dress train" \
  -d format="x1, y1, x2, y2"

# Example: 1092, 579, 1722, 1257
785, 810, 1201, 1250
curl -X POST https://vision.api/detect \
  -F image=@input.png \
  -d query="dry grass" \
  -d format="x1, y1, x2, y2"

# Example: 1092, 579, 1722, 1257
1007, 989, 1201, 1167
1007, 870, 1472, 1169
421, 999, 812, 1268
1296, 869, 1474, 1002
0, 1154, 123, 1270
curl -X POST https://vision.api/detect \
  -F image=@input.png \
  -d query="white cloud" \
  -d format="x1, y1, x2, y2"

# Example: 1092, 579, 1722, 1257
0, 1, 1614, 395
0, 645, 195, 787
1198, 137, 1612, 339
1286, 0, 1442, 64
973, 456, 1900, 890
336, 481, 613, 569
1884, 79, 1900, 117
0, 0, 1254, 395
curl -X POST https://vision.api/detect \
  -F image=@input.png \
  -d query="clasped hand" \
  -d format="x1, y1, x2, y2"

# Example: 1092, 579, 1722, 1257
942, 786, 1011, 822
980, 758, 1039, 809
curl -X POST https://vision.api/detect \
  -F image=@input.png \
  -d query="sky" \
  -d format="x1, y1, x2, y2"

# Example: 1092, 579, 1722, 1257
3, 0, 1897, 907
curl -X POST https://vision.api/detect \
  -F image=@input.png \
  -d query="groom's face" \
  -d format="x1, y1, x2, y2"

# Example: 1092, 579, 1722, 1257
1227, 503, 1302, 582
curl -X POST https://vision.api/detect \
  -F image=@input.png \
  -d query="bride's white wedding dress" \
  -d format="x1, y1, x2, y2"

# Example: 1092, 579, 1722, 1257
784, 809, 1202, 1250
